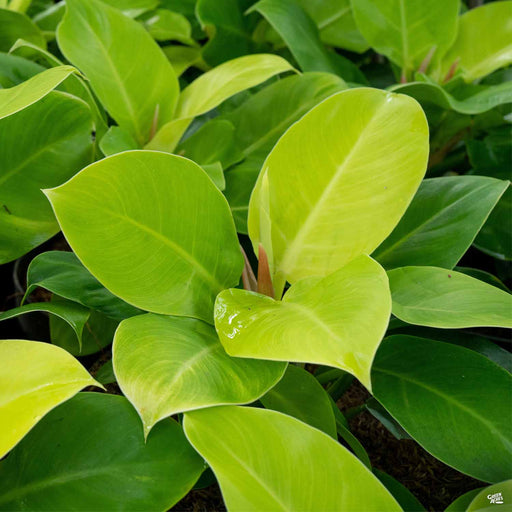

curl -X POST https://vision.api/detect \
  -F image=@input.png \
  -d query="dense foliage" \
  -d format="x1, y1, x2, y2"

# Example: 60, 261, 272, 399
0, 0, 511, 510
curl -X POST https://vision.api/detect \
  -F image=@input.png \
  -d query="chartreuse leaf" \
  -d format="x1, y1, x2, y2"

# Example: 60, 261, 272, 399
147, 54, 294, 152
374, 176, 509, 269
25, 251, 141, 321
101, 0, 159, 18
0, 393, 204, 510
248, 88, 428, 295
0, 65, 78, 120
0, 301, 90, 347
441, 1, 512, 82
351, 0, 459, 79
466, 481, 512, 510
0, 340, 99, 458
294, 0, 368, 53
372, 336, 512, 483
250, 0, 364, 83
163, 45, 203, 76
392, 78, 512, 116
45, 151, 243, 322
184, 406, 401, 511
215, 255, 390, 390
389, 267, 512, 328
260, 364, 337, 438
142, 9, 195, 45
0, 92, 94, 264
0, 51, 44, 87
57, 0, 179, 145
114, 314, 286, 434
0, 8, 45, 51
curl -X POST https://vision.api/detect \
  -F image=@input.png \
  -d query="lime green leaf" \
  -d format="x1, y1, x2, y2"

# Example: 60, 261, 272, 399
466, 481, 512, 510
295, 0, 368, 53
0, 92, 94, 264
215, 255, 391, 390
441, 1, 512, 82
260, 364, 337, 438
57, 0, 179, 145
0, 301, 90, 347
163, 45, 203, 76
0, 393, 204, 510
351, 0, 459, 78
0, 65, 78, 120
388, 266, 512, 328
0, 340, 99, 458
142, 9, 195, 45
0, 8, 46, 51
184, 406, 401, 511
250, 0, 365, 83
392, 78, 512, 115
114, 314, 286, 433
248, 88, 428, 295
100, 0, 159, 18
373, 336, 512, 483
149, 54, 294, 152
25, 251, 141, 321
0, 51, 44, 87
374, 176, 509, 269
45, 151, 243, 322
99, 125, 139, 156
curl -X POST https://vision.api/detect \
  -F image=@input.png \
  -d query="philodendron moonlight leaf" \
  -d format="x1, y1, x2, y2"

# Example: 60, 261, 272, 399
440, 1, 512, 82
248, 88, 429, 296
0, 92, 94, 264
351, 0, 459, 78
0, 65, 78, 120
388, 267, 512, 329
215, 255, 390, 390
147, 54, 294, 152
0, 8, 46, 52
25, 251, 141, 321
373, 176, 509, 269
0, 340, 99, 458
57, 0, 179, 145
114, 314, 286, 433
45, 151, 243, 322
372, 336, 512, 483
0, 393, 204, 511
184, 406, 401, 511
259, 364, 337, 438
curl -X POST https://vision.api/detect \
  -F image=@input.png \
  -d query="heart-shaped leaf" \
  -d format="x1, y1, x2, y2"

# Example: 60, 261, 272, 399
372, 336, 512, 483
373, 176, 508, 269
0, 340, 100, 458
215, 255, 390, 389
388, 266, 512, 328
57, 0, 179, 145
114, 314, 286, 433
184, 406, 401, 511
45, 151, 243, 322
248, 87, 429, 295
0, 393, 204, 510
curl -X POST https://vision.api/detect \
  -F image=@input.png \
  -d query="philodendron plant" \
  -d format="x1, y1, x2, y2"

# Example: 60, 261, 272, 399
1, 0, 512, 510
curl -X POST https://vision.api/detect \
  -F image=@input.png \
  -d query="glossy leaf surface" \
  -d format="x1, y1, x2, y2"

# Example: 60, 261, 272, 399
215, 255, 391, 390
114, 314, 286, 432
25, 251, 141, 321
0, 393, 204, 510
352, 0, 459, 77
373, 336, 512, 483
0, 65, 77, 120
0, 340, 98, 458
260, 364, 337, 438
389, 267, 512, 328
57, 0, 179, 144
441, 2, 512, 81
45, 151, 243, 322
0, 92, 94, 264
184, 406, 401, 511
248, 88, 428, 293
374, 176, 508, 269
